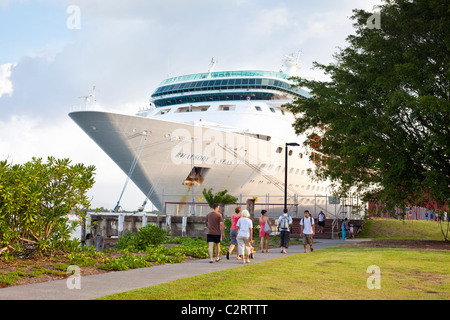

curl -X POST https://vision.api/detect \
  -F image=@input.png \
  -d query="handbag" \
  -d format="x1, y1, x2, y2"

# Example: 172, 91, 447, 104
264, 219, 271, 234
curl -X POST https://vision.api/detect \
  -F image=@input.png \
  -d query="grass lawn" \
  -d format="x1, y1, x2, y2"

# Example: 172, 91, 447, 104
359, 219, 447, 240
98, 245, 449, 300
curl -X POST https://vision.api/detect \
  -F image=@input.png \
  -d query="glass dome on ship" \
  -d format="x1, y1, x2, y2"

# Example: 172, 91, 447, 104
69, 56, 333, 216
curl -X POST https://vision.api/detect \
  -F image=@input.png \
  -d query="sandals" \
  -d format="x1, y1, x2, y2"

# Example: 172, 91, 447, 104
210, 256, 222, 263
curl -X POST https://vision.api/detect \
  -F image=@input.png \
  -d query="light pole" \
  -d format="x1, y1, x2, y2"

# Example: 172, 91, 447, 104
284, 142, 300, 210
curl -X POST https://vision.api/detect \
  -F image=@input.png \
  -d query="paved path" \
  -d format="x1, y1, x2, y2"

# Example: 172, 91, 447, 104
0, 239, 370, 300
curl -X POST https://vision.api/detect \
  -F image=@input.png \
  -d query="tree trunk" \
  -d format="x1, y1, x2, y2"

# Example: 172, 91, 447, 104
246, 199, 255, 220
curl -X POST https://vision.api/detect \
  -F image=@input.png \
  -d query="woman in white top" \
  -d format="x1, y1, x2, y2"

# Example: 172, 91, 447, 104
236, 210, 253, 264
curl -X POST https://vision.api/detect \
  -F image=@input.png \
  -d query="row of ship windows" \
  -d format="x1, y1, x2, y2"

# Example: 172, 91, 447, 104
154, 92, 285, 107
157, 104, 287, 115
152, 78, 293, 97
160, 71, 288, 85
248, 179, 329, 193
258, 163, 306, 174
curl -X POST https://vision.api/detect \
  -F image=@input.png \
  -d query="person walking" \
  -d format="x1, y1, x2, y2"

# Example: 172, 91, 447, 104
259, 210, 271, 253
206, 203, 224, 263
341, 218, 348, 240
318, 211, 325, 233
236, 210, 253, 264
278, 208, 292, 254
227, 207, 242, 260
300, 210, 315, 253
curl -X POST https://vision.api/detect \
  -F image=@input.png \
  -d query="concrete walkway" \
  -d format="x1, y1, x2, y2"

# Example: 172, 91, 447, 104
0, 239, 369, 300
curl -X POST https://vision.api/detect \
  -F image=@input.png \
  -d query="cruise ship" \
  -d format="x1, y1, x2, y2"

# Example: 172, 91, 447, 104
69, 56, 333, 216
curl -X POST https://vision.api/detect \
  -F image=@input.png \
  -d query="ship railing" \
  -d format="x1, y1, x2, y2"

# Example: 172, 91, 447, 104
70, 104, 104, 112
159, 193, 366, 219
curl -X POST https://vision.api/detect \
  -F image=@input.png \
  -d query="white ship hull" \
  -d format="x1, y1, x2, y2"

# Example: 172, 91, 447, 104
69, 109, 332, 215
69, 65, 342, 216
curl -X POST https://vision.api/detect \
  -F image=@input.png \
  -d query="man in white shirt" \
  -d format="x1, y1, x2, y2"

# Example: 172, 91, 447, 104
300, 210, 315, 253
318, 211, 325, 233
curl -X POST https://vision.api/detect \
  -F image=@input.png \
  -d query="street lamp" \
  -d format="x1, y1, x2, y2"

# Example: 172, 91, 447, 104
284, 142, 300, 210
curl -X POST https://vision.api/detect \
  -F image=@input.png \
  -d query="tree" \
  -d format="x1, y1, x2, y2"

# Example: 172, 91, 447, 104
286, 0, 449, 217
0, 157, 96, 257
202, 188, 238, 216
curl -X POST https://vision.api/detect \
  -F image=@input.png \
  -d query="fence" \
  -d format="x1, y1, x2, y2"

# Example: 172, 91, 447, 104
154, 192, 366, 219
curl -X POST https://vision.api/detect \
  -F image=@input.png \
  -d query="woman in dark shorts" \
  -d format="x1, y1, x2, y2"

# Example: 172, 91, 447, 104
227, 207, 242, 260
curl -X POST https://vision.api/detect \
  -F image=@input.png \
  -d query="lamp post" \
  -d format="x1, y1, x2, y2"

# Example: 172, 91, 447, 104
284, 142, 300, 210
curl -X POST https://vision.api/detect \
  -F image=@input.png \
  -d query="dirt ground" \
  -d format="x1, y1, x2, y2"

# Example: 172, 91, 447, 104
1, 239, 448, 288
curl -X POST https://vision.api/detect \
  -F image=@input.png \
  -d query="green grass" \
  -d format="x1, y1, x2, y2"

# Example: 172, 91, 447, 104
358, 219, 446, 240
95, 219, 449, 300
98, 246, 449, 300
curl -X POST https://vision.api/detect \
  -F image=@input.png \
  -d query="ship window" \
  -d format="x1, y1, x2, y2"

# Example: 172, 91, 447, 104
255, 106, 262, 111
242, 79, 249, 85
276, 147, 283, 153
270, 107, 276, 113
182, 167, 209, 186
219, 105, 235, 111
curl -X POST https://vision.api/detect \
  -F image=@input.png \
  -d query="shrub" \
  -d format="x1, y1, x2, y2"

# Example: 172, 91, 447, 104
135, 224, 169, 248
115, 224, 169, 251
0, 157, 95, 257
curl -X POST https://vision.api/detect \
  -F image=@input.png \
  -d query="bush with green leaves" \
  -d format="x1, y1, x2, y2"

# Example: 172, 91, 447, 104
0, 157, 95, 258
115, 224, 169, 251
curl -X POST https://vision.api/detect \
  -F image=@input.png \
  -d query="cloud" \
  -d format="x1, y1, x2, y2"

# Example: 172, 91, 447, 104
0, 63, 14, 98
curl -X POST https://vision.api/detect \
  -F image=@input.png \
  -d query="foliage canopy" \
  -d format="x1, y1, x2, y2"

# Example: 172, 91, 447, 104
201, 188, 238, 209
286, 0, 449, 213
0, 157, 96, 257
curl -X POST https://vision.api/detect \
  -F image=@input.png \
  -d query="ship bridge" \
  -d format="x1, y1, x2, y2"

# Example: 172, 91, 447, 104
150, 70, 310, 108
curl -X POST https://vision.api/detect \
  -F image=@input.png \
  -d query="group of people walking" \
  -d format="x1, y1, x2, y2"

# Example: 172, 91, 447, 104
206, 205, 335, 263
205, 204, 258, 264
278, 208, 315, 254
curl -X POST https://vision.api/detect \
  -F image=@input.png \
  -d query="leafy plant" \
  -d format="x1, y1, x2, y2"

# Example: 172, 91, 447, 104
286, 0, 449, 218
0, 157, 95, 257
115, 224, 169, 251
202, 188, 238, 216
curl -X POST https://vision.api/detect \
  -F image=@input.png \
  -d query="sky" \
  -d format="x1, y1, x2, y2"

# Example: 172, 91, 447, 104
0, 0, 383, 211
